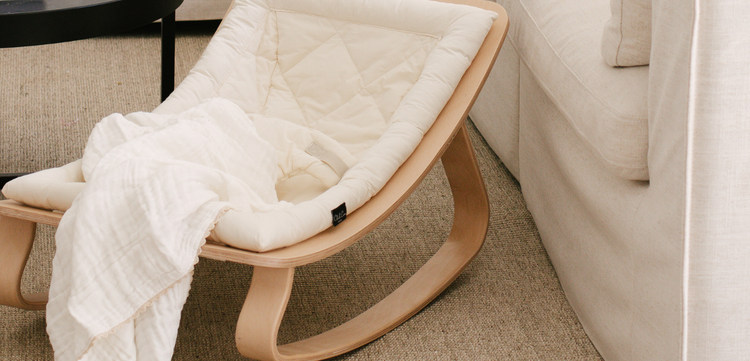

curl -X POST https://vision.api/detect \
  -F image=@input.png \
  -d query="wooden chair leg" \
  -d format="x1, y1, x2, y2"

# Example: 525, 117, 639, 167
236, 266, 296, 360
234, 123, 490, 361
0, 215, 48, 310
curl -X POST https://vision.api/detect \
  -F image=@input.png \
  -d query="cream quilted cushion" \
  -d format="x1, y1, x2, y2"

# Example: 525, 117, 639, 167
2, 0, 496, 252
602, 0, 651, 67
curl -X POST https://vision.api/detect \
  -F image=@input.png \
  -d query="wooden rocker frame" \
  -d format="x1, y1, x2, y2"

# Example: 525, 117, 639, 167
0, 1, 508, 359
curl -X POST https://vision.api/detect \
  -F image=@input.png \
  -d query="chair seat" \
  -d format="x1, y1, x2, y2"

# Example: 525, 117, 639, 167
4, 0, 498, 253
0, 0, 508, 359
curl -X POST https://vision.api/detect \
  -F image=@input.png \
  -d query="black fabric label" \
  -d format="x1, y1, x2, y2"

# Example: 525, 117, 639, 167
332, 203, 347, 227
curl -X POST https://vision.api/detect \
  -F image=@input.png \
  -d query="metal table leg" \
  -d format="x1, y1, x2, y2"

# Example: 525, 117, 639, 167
161, 11, 176, 102
1, 11, 179, 189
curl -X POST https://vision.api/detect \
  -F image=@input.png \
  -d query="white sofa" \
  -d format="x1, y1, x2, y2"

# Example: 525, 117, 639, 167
470, 0, 750, 360
173, 0, 750, 359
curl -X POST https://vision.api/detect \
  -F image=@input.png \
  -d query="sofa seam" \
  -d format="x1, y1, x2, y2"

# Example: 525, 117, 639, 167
614, 0, 625, 66
521, 58, 648, 174
509, 1, 649, 176
511, 34, 648, 173
681, 0, 701, 359
208, 10, 271, 100
270, 8, 440, 39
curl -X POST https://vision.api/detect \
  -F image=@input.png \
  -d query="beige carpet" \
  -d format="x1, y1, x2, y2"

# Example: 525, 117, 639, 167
0, 22, 603, 360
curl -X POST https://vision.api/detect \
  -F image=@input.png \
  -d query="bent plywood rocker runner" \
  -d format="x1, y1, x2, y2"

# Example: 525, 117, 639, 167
0, 0, 508, 359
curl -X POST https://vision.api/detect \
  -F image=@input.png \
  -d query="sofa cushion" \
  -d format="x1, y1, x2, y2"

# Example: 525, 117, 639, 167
601, 0, 651, 67
495, 0, 649, 180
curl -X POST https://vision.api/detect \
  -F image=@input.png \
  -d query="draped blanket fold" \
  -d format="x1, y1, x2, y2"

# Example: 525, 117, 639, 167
46, 98, 288, 361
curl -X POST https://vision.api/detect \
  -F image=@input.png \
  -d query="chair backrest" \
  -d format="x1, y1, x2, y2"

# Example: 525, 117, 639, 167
200, 0, 509, 265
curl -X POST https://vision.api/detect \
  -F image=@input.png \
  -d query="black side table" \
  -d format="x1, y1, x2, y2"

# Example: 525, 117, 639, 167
0, 0, 184, 188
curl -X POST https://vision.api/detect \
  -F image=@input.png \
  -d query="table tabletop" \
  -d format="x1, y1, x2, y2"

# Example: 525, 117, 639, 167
0, 0, 183, 186
0, 0, 183, 47
1, 0, 119, 13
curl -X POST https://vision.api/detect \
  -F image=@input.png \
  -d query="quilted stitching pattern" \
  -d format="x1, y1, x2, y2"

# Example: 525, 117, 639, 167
258, 10, 438, 156
120, 0, 497, 251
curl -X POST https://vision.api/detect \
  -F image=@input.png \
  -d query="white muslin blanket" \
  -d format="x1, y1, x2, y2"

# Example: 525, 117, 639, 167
46, 98, 290, 360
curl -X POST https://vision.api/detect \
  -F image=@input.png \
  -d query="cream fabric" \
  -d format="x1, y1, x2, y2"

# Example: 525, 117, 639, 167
2, 0, 496, 252
156, 0, 496, 251
673, 0, 750, 358
494, 0, 650, 180
517, 63, 682, 361
601, 0, 652, 67
46, 98, 287, 361
0, 160, 84, 211
4, 0, 498, 360
468, 42, 521, 179
472, 0, 750, 359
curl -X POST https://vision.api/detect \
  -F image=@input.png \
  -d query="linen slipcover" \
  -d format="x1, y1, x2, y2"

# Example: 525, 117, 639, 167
489, 0, 650, 181
471, 0, 750, 359
601, 0, 652, 67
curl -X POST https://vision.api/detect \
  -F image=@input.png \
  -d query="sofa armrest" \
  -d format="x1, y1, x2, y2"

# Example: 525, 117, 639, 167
648, 0, 750, 358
